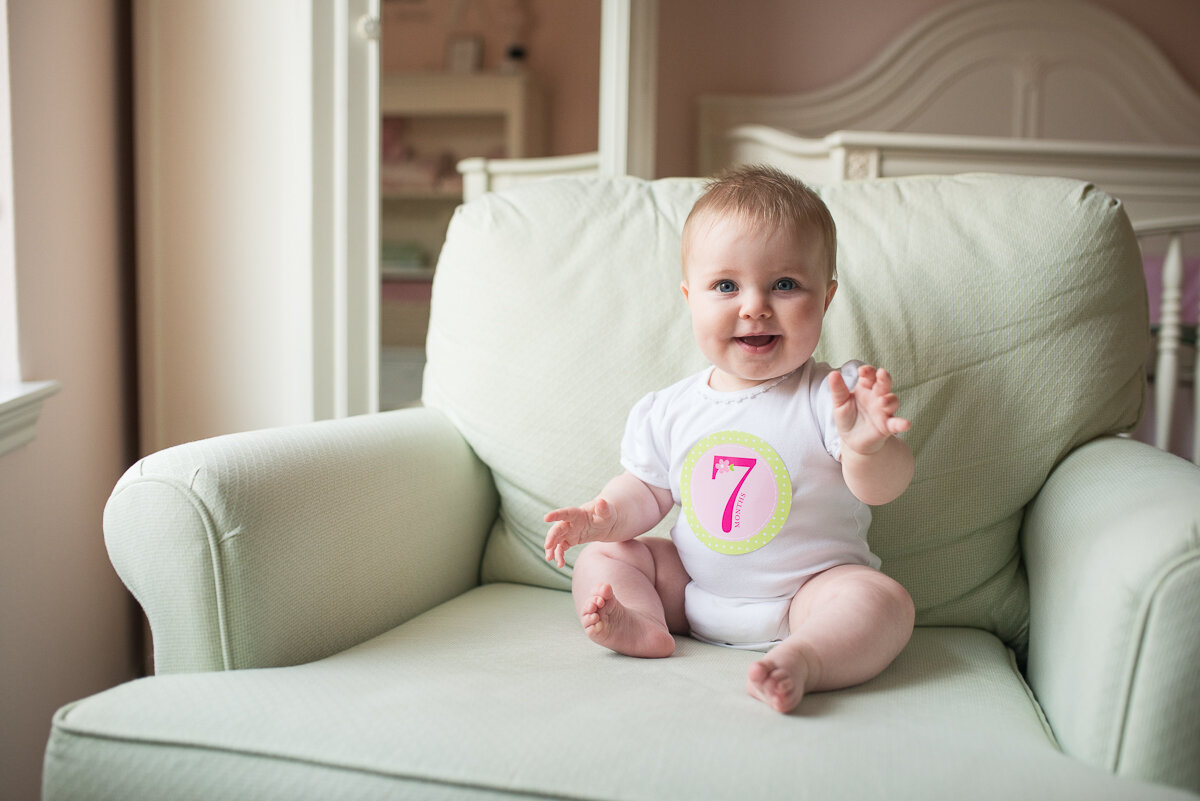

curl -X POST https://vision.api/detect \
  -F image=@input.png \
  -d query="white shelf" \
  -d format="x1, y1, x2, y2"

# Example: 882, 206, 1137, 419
381, 187, 463, 202
380, 73, 545, 158
379, 71, 546, 351
382, 265, 435, 282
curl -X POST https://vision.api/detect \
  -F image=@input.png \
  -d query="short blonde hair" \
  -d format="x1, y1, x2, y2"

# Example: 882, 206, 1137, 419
682, 165, 837, 281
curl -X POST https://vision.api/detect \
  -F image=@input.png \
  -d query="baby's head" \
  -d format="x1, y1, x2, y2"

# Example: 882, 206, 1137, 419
681, 165, 837, 284
679, 166, 840, 392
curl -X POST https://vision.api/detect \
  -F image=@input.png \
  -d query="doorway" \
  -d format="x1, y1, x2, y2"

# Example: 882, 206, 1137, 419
376, 0, 599, 410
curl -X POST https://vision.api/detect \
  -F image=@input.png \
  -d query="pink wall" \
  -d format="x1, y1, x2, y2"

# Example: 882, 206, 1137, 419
381, 0, 599, 158
0, 2, 140, 798
381, 0, 1200, 178
656, 0, 1200, 176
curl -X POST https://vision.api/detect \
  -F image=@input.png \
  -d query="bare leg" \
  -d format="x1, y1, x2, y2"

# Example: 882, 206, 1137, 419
747, 565, 914, 713
571, 537, 689, 658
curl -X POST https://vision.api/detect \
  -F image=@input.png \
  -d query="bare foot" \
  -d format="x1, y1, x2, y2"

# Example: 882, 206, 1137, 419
581, 584, 674, 658
747, 643, 815, 713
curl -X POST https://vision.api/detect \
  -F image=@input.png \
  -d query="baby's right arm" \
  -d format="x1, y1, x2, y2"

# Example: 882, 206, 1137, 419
543, 471, 673, 568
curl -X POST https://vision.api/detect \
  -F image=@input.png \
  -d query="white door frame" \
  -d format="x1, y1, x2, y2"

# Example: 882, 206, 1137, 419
312, 0, 380, 421
599, 0, 657, 178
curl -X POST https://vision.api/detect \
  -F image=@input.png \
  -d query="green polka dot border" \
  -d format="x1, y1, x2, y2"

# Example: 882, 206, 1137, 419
680, 430, 791, 555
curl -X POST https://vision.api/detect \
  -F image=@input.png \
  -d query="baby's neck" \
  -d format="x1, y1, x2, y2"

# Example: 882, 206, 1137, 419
707, 367, 793, 393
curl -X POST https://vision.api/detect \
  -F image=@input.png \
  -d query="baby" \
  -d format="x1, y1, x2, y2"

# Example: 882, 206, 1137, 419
543, 165, 915, 714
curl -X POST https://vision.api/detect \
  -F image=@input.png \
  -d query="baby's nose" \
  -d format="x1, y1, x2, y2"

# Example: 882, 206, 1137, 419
740, 292, 771, 318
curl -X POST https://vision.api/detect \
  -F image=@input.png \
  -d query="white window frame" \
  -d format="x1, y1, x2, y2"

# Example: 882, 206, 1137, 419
0, 0, 58, 458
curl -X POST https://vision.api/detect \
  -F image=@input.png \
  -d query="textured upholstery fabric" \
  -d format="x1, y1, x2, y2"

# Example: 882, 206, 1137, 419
423, 174, 1147, 652
424, 178, 708, 593
103, 408, 497, 672
1024, 437, 1200, 790
43, 584, 1193, 801
48, 175, 1200, 800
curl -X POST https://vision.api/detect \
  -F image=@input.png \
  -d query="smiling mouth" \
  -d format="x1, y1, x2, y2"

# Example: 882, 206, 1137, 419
737, 335, 778, 349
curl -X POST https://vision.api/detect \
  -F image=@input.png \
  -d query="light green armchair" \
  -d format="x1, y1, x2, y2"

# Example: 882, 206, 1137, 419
45, 175, 1200, 800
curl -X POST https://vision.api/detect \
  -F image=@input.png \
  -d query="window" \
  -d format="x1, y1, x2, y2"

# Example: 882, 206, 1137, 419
0, 1, 57, 457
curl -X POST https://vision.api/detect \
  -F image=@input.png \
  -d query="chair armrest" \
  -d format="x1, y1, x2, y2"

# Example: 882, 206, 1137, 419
104, 407, 497, 674
1023, 437, 1200, 793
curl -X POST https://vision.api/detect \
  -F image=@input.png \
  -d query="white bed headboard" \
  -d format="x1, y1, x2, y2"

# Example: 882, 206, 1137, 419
698, 0, 1200, 462
698, 0, 1200, 167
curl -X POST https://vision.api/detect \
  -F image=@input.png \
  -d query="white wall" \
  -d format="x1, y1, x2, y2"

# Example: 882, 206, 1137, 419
135, 0, 380, 453
0, 2, 139, 799
134, 0, 317, 453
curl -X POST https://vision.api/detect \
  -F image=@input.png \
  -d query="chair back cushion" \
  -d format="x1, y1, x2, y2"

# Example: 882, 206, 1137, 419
423, 174, 1147, 650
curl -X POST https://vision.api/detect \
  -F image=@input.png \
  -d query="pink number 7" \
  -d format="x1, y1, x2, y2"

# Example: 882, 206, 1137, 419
712, 455, 757, 533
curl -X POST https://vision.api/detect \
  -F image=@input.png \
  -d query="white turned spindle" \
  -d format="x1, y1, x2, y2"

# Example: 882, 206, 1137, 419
1193, 261, 1200, 466
1155, 233, 1184, 451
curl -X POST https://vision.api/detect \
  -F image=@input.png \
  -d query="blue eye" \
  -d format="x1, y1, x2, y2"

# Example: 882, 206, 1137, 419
715, 280, 737, 293
774, 278, 798, 291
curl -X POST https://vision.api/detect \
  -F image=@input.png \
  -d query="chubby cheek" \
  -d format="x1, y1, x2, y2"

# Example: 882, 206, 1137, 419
690, 316, 715, 353
686, 303, 706, 334
689, 312, 725, 360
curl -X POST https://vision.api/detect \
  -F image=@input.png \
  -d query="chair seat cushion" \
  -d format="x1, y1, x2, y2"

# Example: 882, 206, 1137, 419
45, 584, 1184, 801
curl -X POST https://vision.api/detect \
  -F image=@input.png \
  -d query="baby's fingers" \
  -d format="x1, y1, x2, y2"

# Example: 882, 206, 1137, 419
544, 507, 574, 523
543, 527, 569, 567
855, 364, 879, 391
873, 368, 893, 396
875, 391, 900, 417
828, 370, 851, 406
867, 392, 907, 434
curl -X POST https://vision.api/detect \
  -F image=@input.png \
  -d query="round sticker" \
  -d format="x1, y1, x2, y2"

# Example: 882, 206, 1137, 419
680, 431, 791, 554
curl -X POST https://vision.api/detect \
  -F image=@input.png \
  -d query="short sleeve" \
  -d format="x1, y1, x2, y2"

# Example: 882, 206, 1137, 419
619, 390, 671, 489
812, 360, 863, 461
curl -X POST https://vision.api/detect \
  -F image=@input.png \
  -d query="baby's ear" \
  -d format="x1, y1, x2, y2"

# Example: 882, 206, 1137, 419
824, 280, 838, 312
680, 281, 691, 302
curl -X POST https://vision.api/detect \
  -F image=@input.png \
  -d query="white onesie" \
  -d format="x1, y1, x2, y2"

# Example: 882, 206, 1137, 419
620, 359, 880, 650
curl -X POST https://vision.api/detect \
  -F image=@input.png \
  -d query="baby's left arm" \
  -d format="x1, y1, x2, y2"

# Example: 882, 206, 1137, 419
828, 365, 914, 506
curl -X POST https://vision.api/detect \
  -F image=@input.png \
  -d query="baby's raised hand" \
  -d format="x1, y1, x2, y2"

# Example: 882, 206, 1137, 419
543, 498, 618, 568
829, 365, 911, 456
